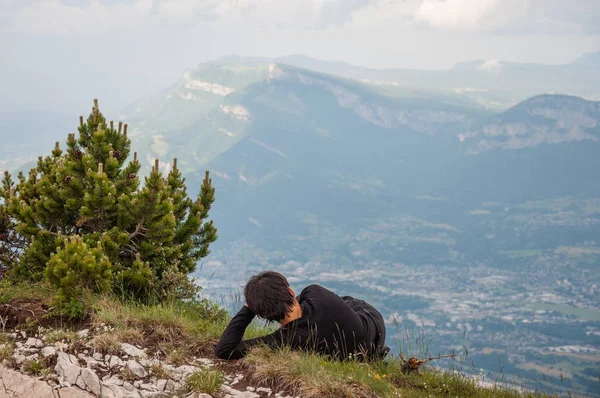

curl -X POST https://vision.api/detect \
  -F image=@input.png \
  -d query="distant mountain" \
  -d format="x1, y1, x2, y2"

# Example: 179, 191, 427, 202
214, 54, 600, 108
572, 50, 600, 66
122, 59, 600, 242
462, 94, 600, 154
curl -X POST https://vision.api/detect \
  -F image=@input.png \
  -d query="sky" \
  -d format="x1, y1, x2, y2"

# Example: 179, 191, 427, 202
1, 0, 599, 116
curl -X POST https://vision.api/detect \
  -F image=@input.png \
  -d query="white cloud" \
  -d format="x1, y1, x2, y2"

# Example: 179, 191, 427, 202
7, 0, 154, 35
4, 0, 374, 35
4, 0, 600, 37
414, 0, 499, 30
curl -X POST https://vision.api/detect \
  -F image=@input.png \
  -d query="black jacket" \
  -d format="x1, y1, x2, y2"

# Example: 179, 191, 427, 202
214, 284, 386, 360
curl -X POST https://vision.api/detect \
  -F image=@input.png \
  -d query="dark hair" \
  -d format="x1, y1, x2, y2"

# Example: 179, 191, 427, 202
244, 271, 295, 322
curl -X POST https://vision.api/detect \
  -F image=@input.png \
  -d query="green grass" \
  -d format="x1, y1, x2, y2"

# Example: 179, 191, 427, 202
0, 280, 54, 304
185, 368, 225, 395
21, 358, 49, 376
244, 346, 557, 398
45, 329, 81, 344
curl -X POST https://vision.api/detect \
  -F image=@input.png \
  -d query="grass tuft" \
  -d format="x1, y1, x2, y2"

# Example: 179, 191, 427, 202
0, 340, 15, 363
90, 332, 121, 354
45, 329, 81, 344
185, 368, 225, 395
149, 362, 170, 379
21, 358, 48, 376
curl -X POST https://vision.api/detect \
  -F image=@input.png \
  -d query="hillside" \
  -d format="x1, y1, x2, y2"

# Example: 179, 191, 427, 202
0, 281, 557, 398
115, 58, 600, 397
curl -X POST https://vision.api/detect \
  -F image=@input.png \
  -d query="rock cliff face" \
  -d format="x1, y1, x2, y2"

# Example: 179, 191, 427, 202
462, 95, 600, 154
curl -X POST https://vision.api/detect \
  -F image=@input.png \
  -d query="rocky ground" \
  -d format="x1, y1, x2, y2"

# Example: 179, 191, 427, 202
0, 325, 295, 398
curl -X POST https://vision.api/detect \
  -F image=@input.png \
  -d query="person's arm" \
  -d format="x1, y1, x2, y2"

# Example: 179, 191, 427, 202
214, 306, 290, 360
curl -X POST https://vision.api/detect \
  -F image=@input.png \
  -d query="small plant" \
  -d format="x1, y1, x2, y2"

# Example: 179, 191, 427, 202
120, 366, 137, 382
185, 368, 225, 395
0, 340, 15, 363
22, 358, 47, 376
45, 236, 112, 318
165, 346, 188, 366
45, 329, 81, 344
91, 333, 120, 354
149, 363, 170, 379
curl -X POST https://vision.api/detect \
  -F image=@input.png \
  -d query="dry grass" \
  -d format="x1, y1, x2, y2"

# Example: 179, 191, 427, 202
91, 295, 229, 361
90, 332, 121, 354
0, 340, 15, 363
149, 362, 171, 379
115, 328, 144, 344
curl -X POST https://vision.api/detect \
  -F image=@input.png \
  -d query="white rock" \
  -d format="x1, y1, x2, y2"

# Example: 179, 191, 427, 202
41, 346, 57, 357
141, 392, 170, 398
103, 375, 124, 386
77, 329, 90, 338
123, 381, 137, 391
93, 352, 104, 361
79, 367, 102, 395
121, 343, 146, 357
55, 352, 82, 385
139, 358, 157, 368
16, 346, 38, 355
140, 383, 156, 391
12, 353, 26, 365
171, 364, 198, 381
109, 355, 125, 368
55, 342, 69, 351
156, 379, 167, 391
25, 337, 44, 347
127, 359, 148, 378
134, 380, 142, 388
165, 379, 177, 392
102, 383, 142, 398
222, 384, 260, 397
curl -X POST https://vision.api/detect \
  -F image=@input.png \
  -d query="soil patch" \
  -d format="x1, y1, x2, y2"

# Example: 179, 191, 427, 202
0, 299, 91, 330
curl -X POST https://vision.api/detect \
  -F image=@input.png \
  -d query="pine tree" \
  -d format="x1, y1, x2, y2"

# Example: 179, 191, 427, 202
0, 99, 217, 301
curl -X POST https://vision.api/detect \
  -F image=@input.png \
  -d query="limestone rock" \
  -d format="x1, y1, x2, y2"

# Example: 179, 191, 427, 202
107, 355, 123, 369
78, 367, 102, 395
55, 352, 81, 385
126, 360, 148, 378
121, 343, 145, 358
24, 338, 43, 348
155, 379, 167, 392
41, 346, 57, 358
77, 329, 90, 338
